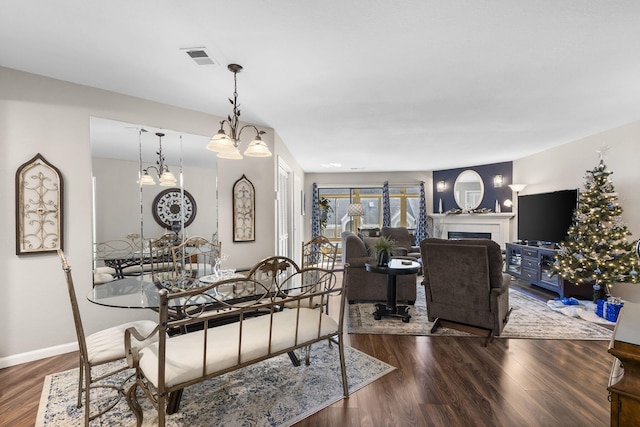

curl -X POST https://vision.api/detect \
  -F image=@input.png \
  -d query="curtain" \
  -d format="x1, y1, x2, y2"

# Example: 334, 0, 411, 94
382, 181, 391, 227
414, 181, 428, 245
311, 183, 321, 237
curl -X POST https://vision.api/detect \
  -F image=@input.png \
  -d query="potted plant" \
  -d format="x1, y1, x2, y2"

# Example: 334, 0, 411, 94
371, 236, 397, 267
318, 197, 333, 234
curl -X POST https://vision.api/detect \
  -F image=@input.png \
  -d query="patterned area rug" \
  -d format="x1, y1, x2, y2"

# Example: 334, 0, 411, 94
36, 341, 394, 426
349, 286, 614, 340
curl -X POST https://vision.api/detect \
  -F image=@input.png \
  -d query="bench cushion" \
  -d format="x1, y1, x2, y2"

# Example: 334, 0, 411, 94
137, 308, 338, 388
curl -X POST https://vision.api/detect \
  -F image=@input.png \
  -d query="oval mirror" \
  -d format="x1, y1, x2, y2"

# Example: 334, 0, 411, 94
454, 170, 484, 210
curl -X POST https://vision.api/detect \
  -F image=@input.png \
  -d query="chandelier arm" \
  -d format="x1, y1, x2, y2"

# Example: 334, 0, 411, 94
144, 165, 160, 175
218, 118, 236, 142
236, 124, 266, 141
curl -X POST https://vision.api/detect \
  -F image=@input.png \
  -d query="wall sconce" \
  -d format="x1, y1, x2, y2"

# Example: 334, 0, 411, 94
493, 175, 504, 188
436, 181, 446, 192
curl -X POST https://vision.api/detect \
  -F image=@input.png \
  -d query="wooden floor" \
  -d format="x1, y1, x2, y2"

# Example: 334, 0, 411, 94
0, 282, 614, 427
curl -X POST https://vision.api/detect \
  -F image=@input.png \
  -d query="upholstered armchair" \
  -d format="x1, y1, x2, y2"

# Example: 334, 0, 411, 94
341, 231, 417, 304
381, 227, 421, 258
419, 238, 511, 344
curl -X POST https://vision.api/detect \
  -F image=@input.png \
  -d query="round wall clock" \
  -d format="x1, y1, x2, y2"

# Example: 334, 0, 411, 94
152, 188, 197, 229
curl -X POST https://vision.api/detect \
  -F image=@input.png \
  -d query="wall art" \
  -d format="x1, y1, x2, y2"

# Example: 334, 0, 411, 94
15, 153, 64, 255
233, 174, 255, 242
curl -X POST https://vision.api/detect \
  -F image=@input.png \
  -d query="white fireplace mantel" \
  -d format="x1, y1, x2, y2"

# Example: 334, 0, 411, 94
429, 213, 515, 249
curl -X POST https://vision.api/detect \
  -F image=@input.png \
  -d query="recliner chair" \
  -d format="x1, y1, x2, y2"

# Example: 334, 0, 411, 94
419, 238, 511, 345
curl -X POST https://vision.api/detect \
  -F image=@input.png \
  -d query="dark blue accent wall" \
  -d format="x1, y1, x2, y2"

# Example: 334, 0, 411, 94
433, 161, 513, 213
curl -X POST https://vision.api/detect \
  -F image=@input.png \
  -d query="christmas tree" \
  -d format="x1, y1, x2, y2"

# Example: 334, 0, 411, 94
554, 157, 640, 297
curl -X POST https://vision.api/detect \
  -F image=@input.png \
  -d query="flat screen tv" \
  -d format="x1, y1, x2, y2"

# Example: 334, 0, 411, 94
517, 189, 578, 244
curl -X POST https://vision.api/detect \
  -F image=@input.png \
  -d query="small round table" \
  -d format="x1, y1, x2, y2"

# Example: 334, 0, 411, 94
365, 259, 420, 323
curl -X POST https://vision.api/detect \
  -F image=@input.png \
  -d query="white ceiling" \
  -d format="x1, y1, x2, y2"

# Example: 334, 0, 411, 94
2, 0, 640, 173
89, 117, 212, 170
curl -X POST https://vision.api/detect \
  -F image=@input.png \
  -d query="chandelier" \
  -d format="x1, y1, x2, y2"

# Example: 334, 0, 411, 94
206, 64, 272, 159
139, 132, 177, 186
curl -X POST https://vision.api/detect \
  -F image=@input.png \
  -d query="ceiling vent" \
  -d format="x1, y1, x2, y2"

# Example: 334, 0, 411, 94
183, 48, 215, 66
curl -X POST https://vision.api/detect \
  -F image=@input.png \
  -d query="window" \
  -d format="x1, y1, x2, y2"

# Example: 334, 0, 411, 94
388, 187, 420, 230
319, 186, 420, 241
319, 188, 350, 240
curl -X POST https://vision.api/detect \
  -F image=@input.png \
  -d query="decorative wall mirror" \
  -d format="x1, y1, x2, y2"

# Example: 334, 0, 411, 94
454, 169, 484, 210
90, 117, 217, 285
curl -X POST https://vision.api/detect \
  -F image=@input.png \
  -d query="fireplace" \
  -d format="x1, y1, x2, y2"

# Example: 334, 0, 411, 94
448, 231, 492, 240
429, 213, 514, 249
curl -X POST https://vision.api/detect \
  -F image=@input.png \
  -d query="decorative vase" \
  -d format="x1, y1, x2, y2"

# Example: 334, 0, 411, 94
377, 250, 389, 267
212, 258, 221, 278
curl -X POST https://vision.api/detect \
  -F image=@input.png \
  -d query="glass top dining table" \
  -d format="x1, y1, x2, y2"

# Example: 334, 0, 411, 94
87, 270, 248, 309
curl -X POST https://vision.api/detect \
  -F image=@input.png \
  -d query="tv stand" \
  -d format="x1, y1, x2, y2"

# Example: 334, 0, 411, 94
518, 240, 559, 249
505, 242, 593, 299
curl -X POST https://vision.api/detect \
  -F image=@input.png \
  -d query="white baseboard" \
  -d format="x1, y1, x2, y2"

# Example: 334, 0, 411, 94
0, 342, 78, 369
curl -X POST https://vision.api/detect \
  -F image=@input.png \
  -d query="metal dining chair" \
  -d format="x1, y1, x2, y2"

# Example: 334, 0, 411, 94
301, 235, 338, 315
58, 249, 158, 426
171, 236, 221, 281
301, 235, 338, 271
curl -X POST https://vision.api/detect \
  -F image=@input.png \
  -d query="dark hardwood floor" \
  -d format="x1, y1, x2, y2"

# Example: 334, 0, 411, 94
0, 351, 78, 426
1, 280, 613, 427
298, 336, 610, 427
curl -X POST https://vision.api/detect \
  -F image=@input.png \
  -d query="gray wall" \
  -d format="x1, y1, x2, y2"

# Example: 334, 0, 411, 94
92, 157, 218, 243
512, 121, 639, 242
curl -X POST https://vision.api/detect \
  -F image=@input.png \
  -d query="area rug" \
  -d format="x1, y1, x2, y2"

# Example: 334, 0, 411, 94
36, 341, 394, 426
348, 286, 614, 340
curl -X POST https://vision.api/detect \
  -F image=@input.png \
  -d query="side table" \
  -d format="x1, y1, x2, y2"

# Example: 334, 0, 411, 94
365, 259, 420, 323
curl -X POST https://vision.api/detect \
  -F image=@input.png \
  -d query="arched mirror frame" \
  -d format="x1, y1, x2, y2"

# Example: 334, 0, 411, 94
453, 169, 484, 210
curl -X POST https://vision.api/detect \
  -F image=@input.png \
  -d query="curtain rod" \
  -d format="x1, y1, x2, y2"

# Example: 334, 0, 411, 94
316, 182, 423, 189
